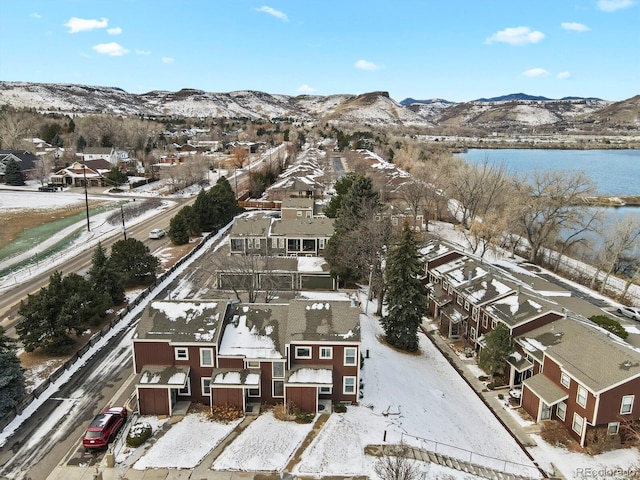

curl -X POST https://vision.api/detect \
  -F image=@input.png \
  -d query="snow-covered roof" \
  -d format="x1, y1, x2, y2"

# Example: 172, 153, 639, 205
287, 367, 333, 385
136, 365, 190, 387
135, 300, 227, 343
211, 368, 260, 386
286, 299, 361, 342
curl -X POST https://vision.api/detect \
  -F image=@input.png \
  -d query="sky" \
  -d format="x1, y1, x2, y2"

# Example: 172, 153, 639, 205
0, 0, 638, 103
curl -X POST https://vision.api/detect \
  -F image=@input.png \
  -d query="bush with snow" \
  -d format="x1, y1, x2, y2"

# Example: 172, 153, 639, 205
126, 421, 152, 448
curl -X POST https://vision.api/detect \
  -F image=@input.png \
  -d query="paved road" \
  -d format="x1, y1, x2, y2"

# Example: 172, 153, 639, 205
0, 319, 137, 480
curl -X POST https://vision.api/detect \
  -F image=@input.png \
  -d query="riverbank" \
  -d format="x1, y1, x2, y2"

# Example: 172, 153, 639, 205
578, 195, 640, 207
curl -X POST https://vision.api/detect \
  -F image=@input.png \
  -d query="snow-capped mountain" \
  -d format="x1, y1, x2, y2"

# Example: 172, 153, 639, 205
1, 81, 637, 131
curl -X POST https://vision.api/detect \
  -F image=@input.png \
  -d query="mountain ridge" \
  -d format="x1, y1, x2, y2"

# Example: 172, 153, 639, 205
1, 81, 637, 132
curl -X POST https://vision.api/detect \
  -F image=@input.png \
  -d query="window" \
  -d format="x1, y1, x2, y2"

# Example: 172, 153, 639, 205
482, 316, 488, 329
464, 300, 470, 311
343, 376, 356, 394
248, 387, 260, 397
456, 296, 463, 306
178, 379, 191, 396
472, 307, 479, 320
470, 327, 476, 341
272, 238, 278, 248
230, 239, 244, 251
279, 238, 285, 249
272, 362, 284, 378
319, 386, 332, 394
320, 347, 333, 359
391, 217, 398, 226
202, 378, 211, 396
556, 401, 566, 421
572, 413, 584, 435
297, 210, 302, 217
306, 211, 311, 218
200, 348, 214, 367
442, 281, 448, 291
621, 395, 634, 414
319, 238, 325, 249
491, 319, 498, 329
247, 360, 260, 368
175, 347, 189, 361
560, 372, 570, 388
273, 380, 284, 397
344, 347, 357, 366
254, 238, 260, 248
295, 346, 311, 359
608, 422, 620, 435
576, 385, 588, 408
247, 238, 253, 249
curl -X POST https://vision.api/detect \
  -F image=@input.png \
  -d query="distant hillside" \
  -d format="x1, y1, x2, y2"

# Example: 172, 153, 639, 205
0, 81, 637, 132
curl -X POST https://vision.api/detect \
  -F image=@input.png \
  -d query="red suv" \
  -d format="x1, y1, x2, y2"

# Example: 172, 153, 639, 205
82, 406, 128, 450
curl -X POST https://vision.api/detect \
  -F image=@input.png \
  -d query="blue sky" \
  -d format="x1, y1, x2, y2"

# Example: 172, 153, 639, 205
0, 0, 637, 102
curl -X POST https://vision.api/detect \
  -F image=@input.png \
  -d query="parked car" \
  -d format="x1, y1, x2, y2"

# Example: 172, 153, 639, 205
148, 228, 166, 239
82, 406, 127, 450
618, 306, 640, 321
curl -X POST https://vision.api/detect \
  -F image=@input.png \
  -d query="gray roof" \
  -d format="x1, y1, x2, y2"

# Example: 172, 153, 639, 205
517, 318, 640, 393
460, 274, 515, 306
523, 373, 568, 405
435, 257, 490, 288
281, 197, 314, 209
135, 300, 229, 343
286, 299, 360, 343
485, 290, 561, 328
420, 239, 463, 262
270, 218, 334, 237
229, 217, 271, 237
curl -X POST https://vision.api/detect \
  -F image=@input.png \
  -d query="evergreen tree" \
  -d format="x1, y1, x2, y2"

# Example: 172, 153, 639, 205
208, 176, 242, 230
381, 224, 428, 352
60, 273, 111, 327
4, 158, 25, 186
324, 173, 357, 218
193, 188, 216, 232
88, 242, 125, 305
334, 175, 379, 232
75, 135, 87, 152
17, 271, 80, 353
478, 323, 513, 378
168, 208, 191, 245
0, 326, 26, 418
104, 167, 128, 186
108, 238, 159, 287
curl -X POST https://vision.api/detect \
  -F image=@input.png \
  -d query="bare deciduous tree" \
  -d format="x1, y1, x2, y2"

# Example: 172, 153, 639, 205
510, 170, 597, 263
373, 444, 421, 480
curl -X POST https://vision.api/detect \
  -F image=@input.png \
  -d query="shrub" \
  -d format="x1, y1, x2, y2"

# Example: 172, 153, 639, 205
589, 315, 628, 339
210, 404, 244, 423
293, 407, 314, 424
126, 421, 152, 448
333, 402, 347, 413
487, 381, 505, 390
273, 402, 296, 421
498, 393, 504, 400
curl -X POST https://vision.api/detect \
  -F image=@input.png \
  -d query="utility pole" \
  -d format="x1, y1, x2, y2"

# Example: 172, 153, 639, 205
83, 164, 90, 232
120, 204, 127, 240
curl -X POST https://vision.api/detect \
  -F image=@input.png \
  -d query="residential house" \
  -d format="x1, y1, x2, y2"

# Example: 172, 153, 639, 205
132, 298, 360, 416
376, 203, 427, 231
77, 147, 130, 165
49, 161, 105, 187
517, 318, 640, 447
267, 176, 324, 201
228, 216, 334, 257
281, 197, 315, 220
0, 150, 41, 182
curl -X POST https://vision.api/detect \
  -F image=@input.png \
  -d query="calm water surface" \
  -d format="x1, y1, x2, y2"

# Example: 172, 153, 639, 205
458, 149, 640, 195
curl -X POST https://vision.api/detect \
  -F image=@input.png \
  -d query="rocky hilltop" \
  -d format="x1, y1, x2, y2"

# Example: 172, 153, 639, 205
1, 81, 638, 133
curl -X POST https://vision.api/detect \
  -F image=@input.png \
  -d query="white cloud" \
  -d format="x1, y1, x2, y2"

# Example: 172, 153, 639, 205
523, 68, 549, 78
92, 42, 129, 56
485, 26, 545, 45
65, 17, 108, 33
135, 49, 152, 55
162, 57, 174, 64
557, 71, 571, 79
354, 59, 382, 71
297, 84, 316, 94
598, 0, 634, 11
561, 22, 590, 31
107, 27, 122, 35
30, 13, 42, 19
256, 6, 288, 21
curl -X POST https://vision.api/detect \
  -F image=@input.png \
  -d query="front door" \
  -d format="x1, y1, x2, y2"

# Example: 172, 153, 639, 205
541, 402, 551, 420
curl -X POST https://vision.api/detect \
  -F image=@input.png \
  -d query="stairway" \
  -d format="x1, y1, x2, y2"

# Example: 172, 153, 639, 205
365, 444, 540, 480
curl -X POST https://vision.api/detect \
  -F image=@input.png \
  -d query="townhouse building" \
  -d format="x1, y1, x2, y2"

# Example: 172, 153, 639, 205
132, 298, 361, 417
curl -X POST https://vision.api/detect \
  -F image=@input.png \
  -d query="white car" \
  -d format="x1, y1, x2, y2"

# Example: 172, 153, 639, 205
618, 306, 640, 321
148, 228, 166, 239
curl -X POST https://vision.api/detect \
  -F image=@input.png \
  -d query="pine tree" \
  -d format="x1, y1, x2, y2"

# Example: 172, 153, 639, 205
381, 224, 428, 352
108, 238, 159, 287
88, 242, 125, 305
0, 326, 26, 418
168, 209, 191, 245
4, 158, 25, 186
478, 323, 513, 378
208, 176, 242, 230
